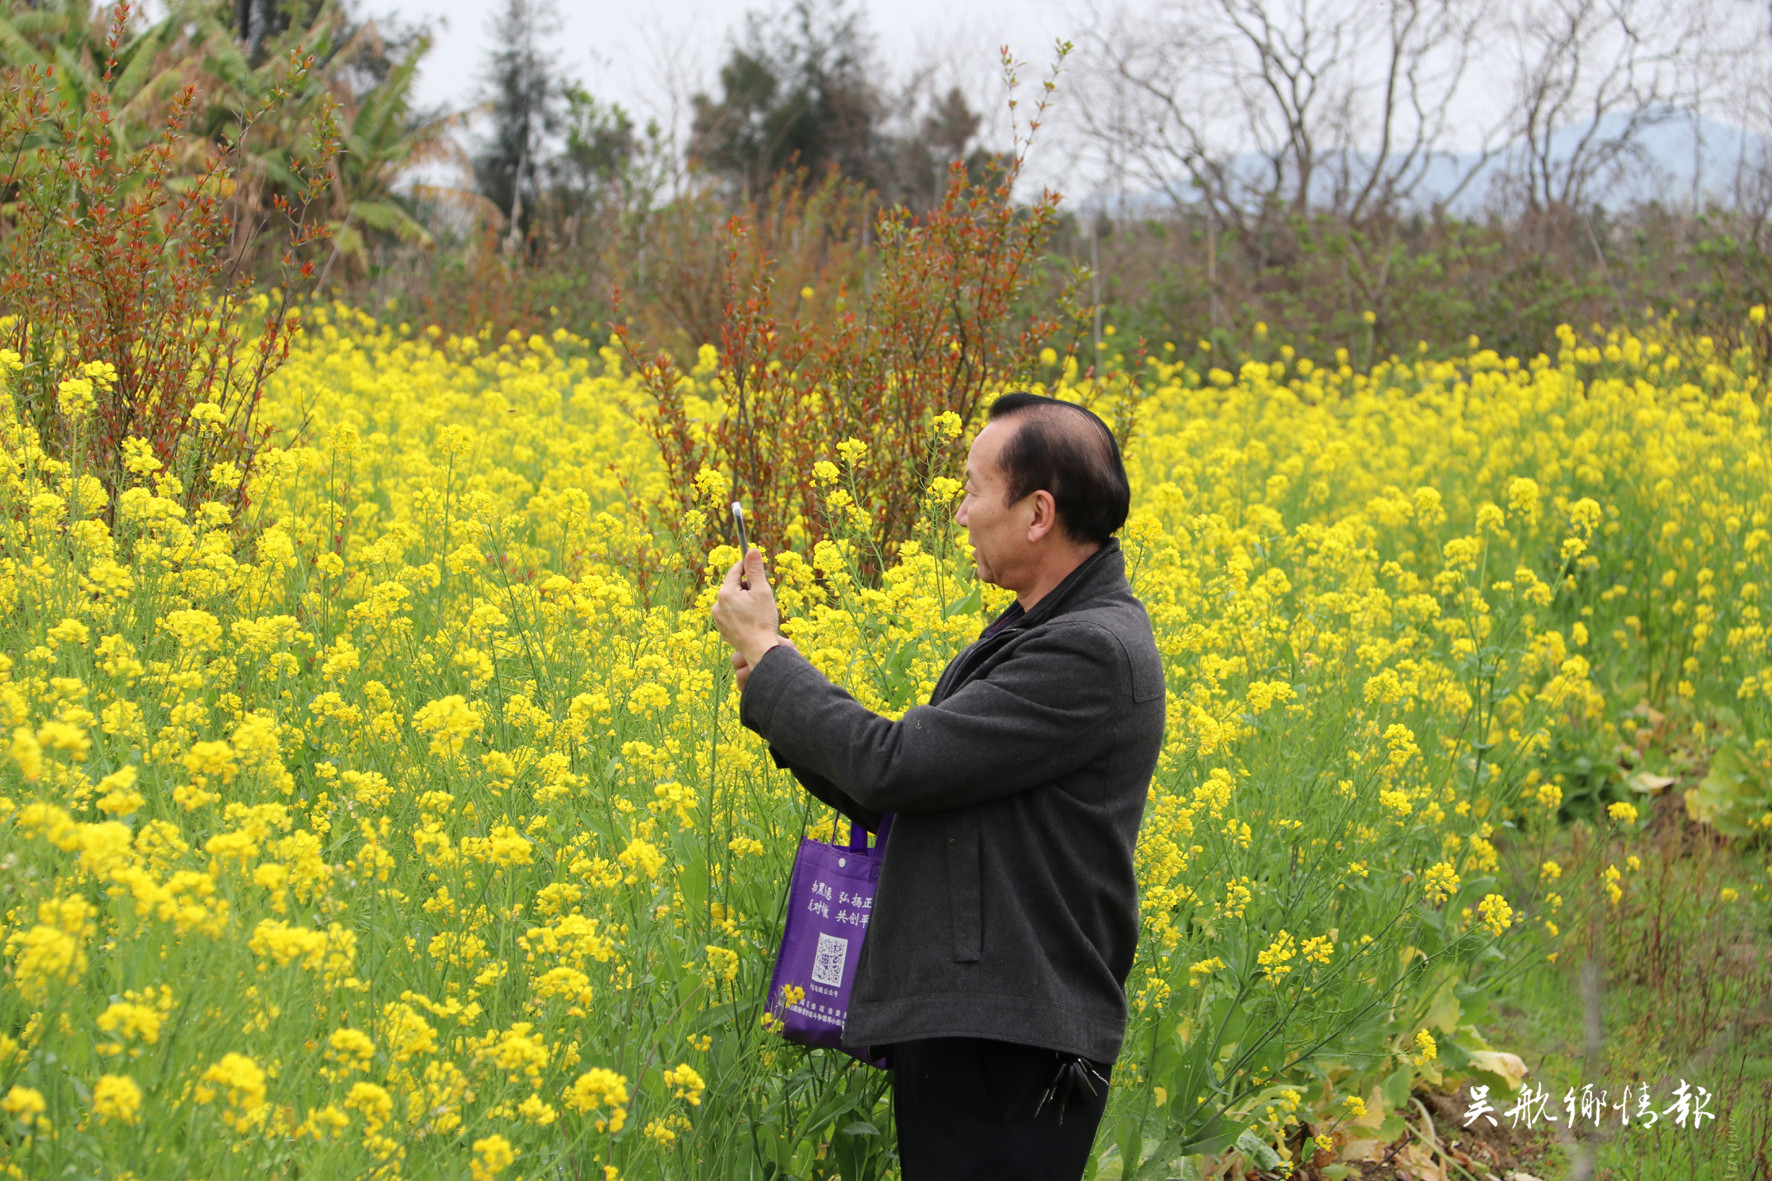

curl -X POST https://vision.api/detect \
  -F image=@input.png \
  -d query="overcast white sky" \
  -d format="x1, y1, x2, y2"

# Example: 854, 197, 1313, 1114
388, 0, 1085, 188
357, 0, 1770, 213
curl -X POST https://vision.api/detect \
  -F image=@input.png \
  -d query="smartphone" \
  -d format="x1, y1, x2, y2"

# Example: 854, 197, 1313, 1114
731, 501, 750, 589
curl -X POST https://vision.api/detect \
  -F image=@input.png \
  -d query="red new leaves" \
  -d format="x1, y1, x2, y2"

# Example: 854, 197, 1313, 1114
0, 4, 336, 523
620, 153, 1075, 572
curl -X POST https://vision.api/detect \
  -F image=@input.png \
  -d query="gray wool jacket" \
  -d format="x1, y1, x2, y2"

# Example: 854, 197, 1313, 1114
738, 539, 1166, 1063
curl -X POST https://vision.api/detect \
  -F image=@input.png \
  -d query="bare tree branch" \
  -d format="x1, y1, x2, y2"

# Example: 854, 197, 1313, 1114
1070, 0, 1507, 231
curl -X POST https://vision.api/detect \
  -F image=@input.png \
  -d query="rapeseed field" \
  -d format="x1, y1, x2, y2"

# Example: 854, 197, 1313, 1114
1, 304, 1768, 1178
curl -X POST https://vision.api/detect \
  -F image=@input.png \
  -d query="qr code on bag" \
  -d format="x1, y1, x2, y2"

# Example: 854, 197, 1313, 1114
811, 932, 849, 987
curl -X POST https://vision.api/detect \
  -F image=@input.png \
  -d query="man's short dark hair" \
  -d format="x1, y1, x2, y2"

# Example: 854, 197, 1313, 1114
986, 392, 1130, 545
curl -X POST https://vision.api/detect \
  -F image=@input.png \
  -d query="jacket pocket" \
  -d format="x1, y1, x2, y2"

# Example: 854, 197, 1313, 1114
946, 824, 982, 962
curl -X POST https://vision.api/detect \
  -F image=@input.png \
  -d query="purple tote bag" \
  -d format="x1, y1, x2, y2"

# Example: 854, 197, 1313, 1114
764, 812, 893, 1068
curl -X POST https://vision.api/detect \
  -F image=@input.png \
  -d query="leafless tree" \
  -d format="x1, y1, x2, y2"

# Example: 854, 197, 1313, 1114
1703, 0, 1772, 242
1496, 0, 1721, 214
1071, 0, 1500, 234
1071, 0, 1755, 222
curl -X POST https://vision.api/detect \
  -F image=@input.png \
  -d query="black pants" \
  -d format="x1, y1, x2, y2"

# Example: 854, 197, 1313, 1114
888, 1037, 1114, 1180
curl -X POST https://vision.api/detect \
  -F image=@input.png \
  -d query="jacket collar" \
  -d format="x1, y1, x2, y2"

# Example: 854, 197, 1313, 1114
938, 539, 1127, 704
1008, 537, 1126, 631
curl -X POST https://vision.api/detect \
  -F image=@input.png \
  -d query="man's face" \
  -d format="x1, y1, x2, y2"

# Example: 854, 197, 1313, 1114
954, 419, 1030, 587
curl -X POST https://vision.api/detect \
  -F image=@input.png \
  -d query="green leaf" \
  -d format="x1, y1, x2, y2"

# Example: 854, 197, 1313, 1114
0, 14, 48, 69
1380, 1062, 1414, 1112
1683, 742, 1766, 836
1423, 976, 1461, 1034
945, 584, 983, 616
348, 200, 437, 247
1116, 1110, 1144, 1180
1176, 1112, 1240, 1156
1233, 1128, 1283, 1169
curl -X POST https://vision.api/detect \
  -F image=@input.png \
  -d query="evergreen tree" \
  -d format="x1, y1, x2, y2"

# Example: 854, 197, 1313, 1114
230, 0, 326, 64
545, 87, 649, 248
472, 0, 562, 255
882, 85, 998, 212
689, 0, 992, 209
689, 0, 882, 198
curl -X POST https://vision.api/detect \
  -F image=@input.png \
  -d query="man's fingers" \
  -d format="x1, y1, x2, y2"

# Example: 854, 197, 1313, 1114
722, 549, 766, 594
721, 554, 746, 593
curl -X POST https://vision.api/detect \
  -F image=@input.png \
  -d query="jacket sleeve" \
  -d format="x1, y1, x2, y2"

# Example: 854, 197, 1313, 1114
767, 746, 887, 832
739, 622, 1124, 813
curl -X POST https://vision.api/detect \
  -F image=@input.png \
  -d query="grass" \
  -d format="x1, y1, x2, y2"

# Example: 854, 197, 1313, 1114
1482, 794, 1772, 1180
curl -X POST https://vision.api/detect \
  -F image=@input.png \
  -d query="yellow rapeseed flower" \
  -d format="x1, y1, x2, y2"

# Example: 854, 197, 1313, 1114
91, 1075, 142, 1124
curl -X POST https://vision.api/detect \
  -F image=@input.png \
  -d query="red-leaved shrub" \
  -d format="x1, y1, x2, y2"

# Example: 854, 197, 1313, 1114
617, 48, 1087, 572
0, 4, 336, 522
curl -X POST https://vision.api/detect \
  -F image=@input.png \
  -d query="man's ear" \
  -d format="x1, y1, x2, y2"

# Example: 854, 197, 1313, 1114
1025, 490, 1059, 544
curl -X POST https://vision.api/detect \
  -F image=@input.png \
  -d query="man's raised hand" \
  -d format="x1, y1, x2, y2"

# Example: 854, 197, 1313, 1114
713, 547, 789, 682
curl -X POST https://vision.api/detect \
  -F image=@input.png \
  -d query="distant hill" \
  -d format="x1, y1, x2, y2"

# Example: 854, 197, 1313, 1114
1080, 111, 1772, 217
1417, 110, 1770, 214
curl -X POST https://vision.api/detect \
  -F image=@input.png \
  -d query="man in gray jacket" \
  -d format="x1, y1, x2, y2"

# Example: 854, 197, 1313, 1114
712, 392, 1165, 1180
